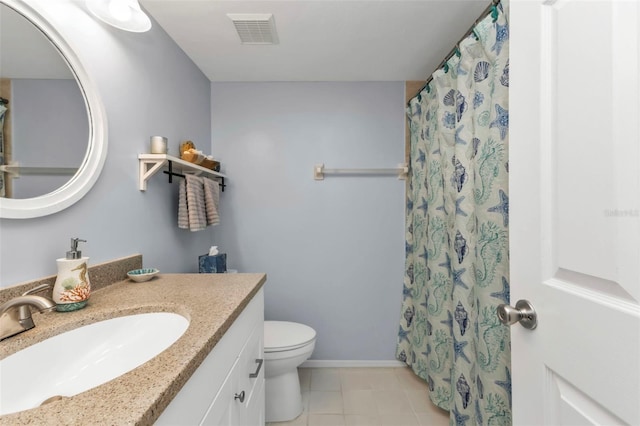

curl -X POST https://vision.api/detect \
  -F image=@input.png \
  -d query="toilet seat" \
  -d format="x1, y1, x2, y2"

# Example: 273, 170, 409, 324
264, 321, 316, 353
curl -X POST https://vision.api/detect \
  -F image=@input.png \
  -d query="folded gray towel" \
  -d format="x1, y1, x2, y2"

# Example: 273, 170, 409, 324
178, 174, 207, 231
178, 178, 189, 229
187, 175, 207, 231
203, 178, 220, 226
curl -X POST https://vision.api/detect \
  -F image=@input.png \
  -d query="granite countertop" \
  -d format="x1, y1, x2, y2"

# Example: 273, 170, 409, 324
0, 272, 266, 425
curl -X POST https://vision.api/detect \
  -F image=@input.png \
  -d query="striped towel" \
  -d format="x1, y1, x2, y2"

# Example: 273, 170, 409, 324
178, 174, 207, 231
203, 178, 220, 226
178, 177, 188, 229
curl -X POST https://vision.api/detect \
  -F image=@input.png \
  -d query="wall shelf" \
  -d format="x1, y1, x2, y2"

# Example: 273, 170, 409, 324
138, 154, 227, 191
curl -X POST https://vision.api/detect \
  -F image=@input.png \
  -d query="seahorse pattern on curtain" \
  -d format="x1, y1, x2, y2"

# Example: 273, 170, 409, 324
397, 3, 511, 425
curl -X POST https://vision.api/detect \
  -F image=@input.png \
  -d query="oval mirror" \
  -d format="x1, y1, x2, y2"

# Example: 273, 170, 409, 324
0, 0, 107, 218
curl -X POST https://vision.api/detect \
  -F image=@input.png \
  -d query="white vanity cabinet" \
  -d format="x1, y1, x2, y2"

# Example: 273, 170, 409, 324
157, 289, 265, 426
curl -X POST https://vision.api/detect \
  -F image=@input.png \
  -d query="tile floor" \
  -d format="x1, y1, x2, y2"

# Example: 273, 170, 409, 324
266, 367, 450, 426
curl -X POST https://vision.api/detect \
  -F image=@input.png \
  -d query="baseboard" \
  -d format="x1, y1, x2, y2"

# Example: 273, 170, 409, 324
300, 360, 406, 368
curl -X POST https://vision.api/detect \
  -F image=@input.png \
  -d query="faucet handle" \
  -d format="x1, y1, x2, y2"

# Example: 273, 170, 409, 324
17, 284, 55, 327
22, 284, 51, 297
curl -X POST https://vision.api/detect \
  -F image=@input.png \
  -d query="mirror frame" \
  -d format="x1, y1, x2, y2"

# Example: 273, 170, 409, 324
0, 0, 107, 219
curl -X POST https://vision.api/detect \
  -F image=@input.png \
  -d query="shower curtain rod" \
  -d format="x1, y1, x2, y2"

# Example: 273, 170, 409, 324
410, 0, 501, 104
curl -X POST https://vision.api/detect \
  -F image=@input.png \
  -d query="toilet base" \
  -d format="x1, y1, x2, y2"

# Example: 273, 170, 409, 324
265, 369, 303, 422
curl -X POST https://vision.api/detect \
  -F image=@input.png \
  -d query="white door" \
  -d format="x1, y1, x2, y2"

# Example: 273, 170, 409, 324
509, 0, 640, 424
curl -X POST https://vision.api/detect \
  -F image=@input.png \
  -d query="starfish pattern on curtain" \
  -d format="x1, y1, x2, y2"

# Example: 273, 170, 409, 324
397, 3, 511, 425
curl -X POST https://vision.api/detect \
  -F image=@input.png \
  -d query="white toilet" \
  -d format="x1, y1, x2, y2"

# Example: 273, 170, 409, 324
264, 321, 316, 423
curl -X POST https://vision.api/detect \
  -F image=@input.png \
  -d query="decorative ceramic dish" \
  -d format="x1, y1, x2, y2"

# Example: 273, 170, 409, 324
127, 268, 159, 282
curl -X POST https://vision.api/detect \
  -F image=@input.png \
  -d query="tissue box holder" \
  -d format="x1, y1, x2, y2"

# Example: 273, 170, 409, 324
199, 253, 227, 273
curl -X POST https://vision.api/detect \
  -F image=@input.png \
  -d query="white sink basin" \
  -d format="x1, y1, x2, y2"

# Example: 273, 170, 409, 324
0, 312, 189, 416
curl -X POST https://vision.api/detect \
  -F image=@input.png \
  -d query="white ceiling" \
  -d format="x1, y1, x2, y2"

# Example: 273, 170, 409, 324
140, 0, 490, 82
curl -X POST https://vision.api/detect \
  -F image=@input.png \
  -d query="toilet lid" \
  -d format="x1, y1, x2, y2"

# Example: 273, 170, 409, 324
264, 321, 316, 352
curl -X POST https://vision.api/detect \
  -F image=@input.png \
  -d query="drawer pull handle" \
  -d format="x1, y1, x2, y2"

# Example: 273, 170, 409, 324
234, 391, 245, 403
249, 358, 264, 378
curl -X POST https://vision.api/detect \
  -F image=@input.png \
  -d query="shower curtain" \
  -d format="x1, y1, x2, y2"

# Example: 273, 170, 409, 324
0, 103, 7, 198
397, 3, 511, 425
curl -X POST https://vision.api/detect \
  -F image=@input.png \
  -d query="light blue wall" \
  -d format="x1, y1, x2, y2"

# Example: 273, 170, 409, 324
0, 1, 214, 286
11, 78, 87, 198
211, 82, 406, 360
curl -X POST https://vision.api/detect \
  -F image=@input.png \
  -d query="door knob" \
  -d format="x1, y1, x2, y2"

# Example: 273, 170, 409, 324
497, 299, 537, 329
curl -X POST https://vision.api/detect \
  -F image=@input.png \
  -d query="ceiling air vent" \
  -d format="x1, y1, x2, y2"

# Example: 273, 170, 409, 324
227, 13, 279, 45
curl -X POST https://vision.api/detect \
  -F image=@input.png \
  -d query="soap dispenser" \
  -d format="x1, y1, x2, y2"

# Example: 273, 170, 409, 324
52, 238, 91, 312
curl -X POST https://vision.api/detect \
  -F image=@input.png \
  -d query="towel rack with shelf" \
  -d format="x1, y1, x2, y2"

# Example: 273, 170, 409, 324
138, 154, 227, 191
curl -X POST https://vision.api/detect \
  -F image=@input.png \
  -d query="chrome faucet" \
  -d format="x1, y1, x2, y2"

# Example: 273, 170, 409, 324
0, 284, 56, 341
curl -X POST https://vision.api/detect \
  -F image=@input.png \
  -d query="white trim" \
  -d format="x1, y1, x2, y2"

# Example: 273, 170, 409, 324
300, 360, 406, 368
0, 0, 108, 219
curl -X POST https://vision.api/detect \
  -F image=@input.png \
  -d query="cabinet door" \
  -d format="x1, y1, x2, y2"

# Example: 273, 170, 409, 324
200, 358, 240, 426
157, 290, 264, 425
157, 289, 265, 425
237, 323, 265, 425
201, 296, 265, 426
244, 375, 265, 426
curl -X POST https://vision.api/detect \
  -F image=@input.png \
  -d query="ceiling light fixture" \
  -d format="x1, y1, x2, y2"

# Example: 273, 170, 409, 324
86, 0, 152, 33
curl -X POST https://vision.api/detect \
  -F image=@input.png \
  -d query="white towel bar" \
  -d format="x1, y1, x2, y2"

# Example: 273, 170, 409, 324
0, 165, 78, 176
314, 163, 408, 181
